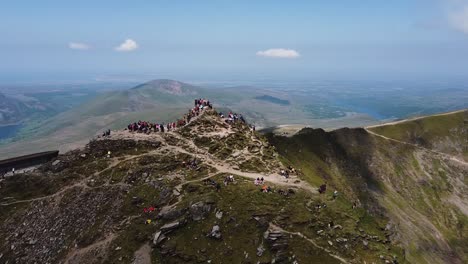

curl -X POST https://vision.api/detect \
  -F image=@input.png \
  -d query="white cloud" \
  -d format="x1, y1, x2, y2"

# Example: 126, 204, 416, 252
450, 5, 468, 34
68, 42, 90, 50
115, 39, 138, 52
256, 48, 300, 58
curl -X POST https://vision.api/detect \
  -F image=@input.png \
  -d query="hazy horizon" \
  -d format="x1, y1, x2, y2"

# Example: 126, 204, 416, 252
2, 0, 468, 84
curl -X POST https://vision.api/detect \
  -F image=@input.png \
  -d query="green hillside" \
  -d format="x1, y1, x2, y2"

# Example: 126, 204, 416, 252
267, 115, 468, 263
368, 110, 468, 161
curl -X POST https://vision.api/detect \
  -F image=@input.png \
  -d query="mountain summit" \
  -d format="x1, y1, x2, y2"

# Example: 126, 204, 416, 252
0, 101, 466, 264
131, 79, 199, 96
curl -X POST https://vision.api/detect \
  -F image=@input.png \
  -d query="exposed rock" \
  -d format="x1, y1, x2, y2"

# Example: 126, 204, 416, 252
210, 225, 222, 239
189, 201, 211, 221
215, 210, 223, 220
153, 231, 166, 246
158, 208, 186, 221
333, 225, 343, 230
336, 238, 348, 243
160, 221, 181, 233
252, 216, 269, 228
256, 244, 265, 257
363, 240, 369, 248
52, 160, 61, 166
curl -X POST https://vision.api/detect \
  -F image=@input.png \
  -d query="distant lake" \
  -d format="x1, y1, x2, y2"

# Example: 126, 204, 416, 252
333, 100, 388, 120
0, 124, 22, 140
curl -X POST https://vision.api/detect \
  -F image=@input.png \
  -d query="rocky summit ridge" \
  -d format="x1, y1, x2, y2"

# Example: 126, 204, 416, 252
0, 104, 467, 264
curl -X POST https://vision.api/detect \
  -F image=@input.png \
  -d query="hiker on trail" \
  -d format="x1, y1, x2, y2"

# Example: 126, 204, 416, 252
160, 124, 165, 132
215, 182, 221, 192
224, 175, 235, 186
240, 115, 245, 123
333, 190, 339, 199
260, 177, 264, 184
255, 178, 260, 186
318, 184, 327, 194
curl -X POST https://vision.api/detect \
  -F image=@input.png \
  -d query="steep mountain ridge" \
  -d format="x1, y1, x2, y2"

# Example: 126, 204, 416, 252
0, 103, 466, 263
268, 112, 467, 263
0, 106, 404, 264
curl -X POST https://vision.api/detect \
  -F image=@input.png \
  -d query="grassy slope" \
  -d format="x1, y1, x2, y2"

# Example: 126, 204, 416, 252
268, 120, 468, 263
368, 110, 468, 160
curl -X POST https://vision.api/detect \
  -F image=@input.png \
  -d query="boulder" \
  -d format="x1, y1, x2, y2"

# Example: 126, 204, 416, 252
160, 221, 180, 233
158, 208, 186, 221
210, 225, 222, 239
153, 231, 166, 246
252, 216, 269, 228
215, 211, 223, 220
189, 201, 211, 221
256, 245, 265, 257
363, 240, 369, 248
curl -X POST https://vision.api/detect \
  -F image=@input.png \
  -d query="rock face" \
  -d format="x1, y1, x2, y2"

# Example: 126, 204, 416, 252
265, 229, 290, 263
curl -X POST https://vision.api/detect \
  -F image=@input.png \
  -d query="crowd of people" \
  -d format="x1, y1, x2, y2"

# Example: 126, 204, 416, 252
125, 98, 213, 134
279, 166, 296, 179
127, 121, 177, 133
219, 111, 246, 124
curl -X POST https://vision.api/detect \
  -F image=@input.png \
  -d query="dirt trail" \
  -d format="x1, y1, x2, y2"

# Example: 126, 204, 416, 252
132, 243, 152, 264
64, 233, 116, 264
163, 131, 317, 192
268, 223, 348, 263
365, 129, 468, 167
0, 181, 89, 206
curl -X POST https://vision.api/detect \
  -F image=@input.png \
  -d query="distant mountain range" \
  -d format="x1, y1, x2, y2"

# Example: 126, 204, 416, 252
1, 79, 466, 160
0, 80, 217, 158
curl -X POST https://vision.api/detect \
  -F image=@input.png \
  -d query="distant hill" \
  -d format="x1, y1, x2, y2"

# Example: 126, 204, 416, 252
0, 80, 208, 158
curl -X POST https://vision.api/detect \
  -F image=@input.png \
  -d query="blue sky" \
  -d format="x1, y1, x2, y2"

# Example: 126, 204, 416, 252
1, 0, 468, 82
